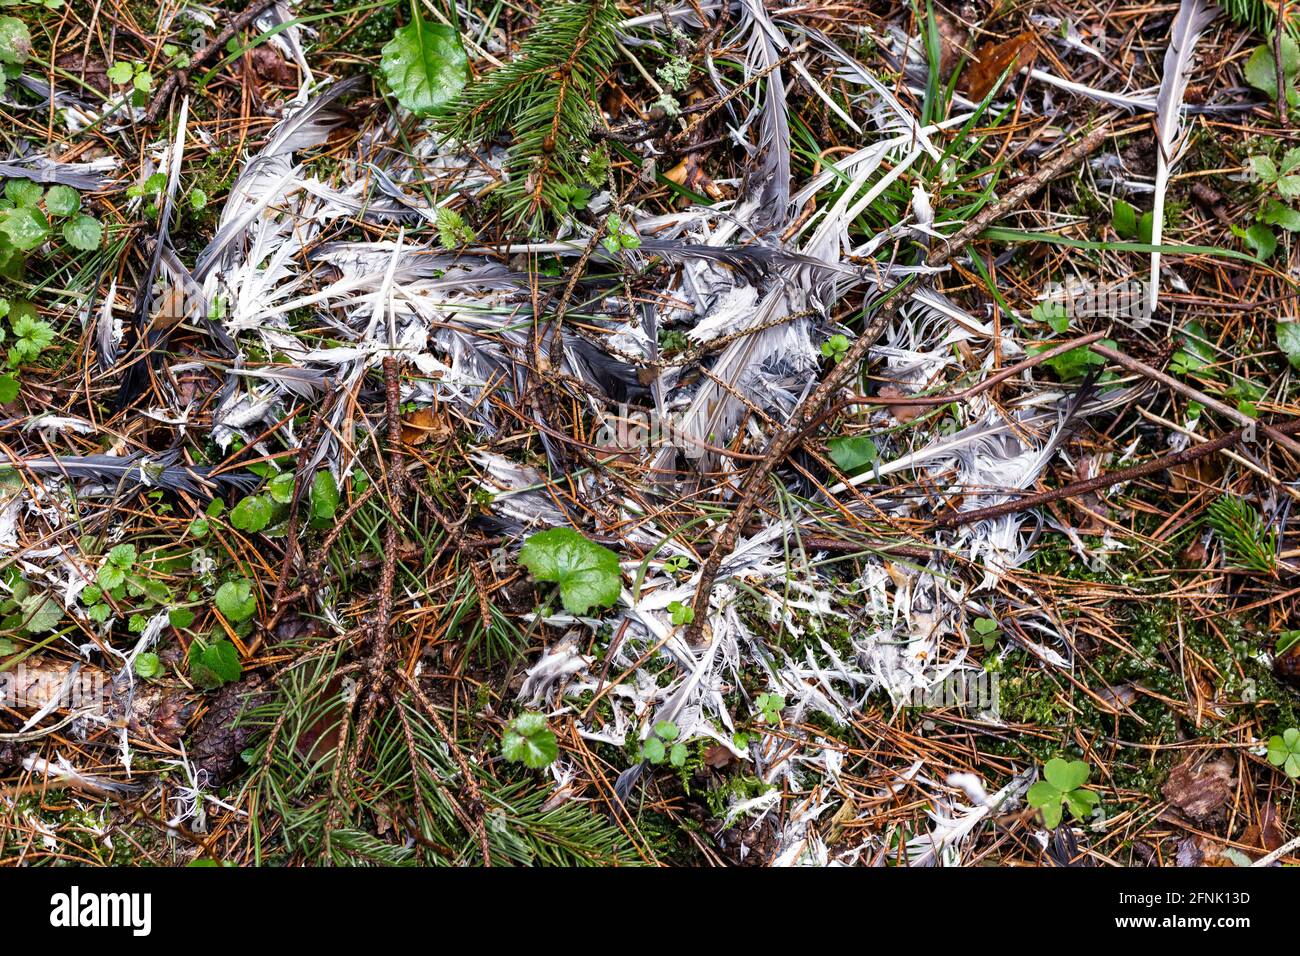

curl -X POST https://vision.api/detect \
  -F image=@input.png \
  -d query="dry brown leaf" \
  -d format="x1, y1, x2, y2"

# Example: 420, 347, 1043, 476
1161, 757, 1234, 821
959, 32, 1039, 101
878, 384, 926, 424
703, 744, 734, 769
401, 406, 451, 446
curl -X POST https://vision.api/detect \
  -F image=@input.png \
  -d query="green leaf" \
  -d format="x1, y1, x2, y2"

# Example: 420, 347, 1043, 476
188, 636, 242, 689
0, 206, 49, 250
1245, 38, 1300, 96
1262, 199, 1300, 232
642, 735, 665, 763
1039, 799, 1063, 829
107, 61, 133, 84
62, 214, 103, 251
108, 543, 136, 568
230, 494, 272, 532
1032, 299, 1070, 333
667, 599, 693, 626
1112, 199, 1137, 238
1267, 730, 1300, 779
44, 185, 79, 217
1033, 339, 1110, 381
1136, 211, 1154, 245
169, 607, 195, 629
1278, 321, 1300, 370
1026, 779, 1061, 809
827, 435, 878, 474
435, 206, 475, 248
1238, 223, 1277, 261
267, 471, 295, 505
310, 470, 339, 519
134, 652, 162, 679
19, 592, 61, 632
189, 188, 207, 212
380, 18, 469, 117
519, 527, 622, 615
0, 373, 17, 403
501, 712, 558, 768
215, 578, 257, 622
97, 563, 125, 591
0, 17, 30, 65
1043, 757, 1089, 792
1251, 154, 1279, 184
1065, 788, 1099, 820
669, 742, 688, 767
973, 616, 998, 634
653, 720, 679, 741
5, 178, 41, 207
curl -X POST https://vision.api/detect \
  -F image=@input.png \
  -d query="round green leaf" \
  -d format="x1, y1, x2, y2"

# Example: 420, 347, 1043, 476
62, 214, 103, 251
134, 652, 162, 679
5, 178, 42, 207
1279, 322, 1300, 370
380, 18, 469, 117
215, 578, 257, 622
0, 18, 31, 65
19, 592, 61, 633
501, 713, 558, 768
44, 185, 80, 217
1026, 780, 1060, 808
230, 494, 271, 532
1, 206, 50, 250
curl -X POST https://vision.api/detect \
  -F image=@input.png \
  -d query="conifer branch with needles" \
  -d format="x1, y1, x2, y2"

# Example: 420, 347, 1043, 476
437, 0, 620, 229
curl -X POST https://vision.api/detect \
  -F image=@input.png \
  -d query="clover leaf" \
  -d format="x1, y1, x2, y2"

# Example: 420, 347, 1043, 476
1026, 758, 1099, 829
519, 527, 621, 615
1268, 727, 1300, 779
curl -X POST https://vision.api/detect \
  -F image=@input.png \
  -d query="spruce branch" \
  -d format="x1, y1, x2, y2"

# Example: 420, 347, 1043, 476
437, 0, 620, 229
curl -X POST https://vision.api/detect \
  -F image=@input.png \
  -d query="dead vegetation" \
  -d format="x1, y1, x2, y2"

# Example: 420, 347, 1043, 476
0, 0, 1297, 868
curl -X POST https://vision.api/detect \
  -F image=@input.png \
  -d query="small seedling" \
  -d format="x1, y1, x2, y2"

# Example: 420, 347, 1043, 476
107, 59, 154, 94
435, 206, 475, 249
661, 555, 691, 574
820, 333, 850, 363
667, 599, 693, 626
501, 712, 558, 768
641, 719, 686, 767
1027, 758, 1100, 829
134, 652, 162, 680
187, 635, 242, 690
755, 692, 785, 724
601, 214, 641, 255
1207, 495, 1277, 573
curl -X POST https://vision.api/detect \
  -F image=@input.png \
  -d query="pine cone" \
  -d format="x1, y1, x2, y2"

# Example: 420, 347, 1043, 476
189, 677, 271, 786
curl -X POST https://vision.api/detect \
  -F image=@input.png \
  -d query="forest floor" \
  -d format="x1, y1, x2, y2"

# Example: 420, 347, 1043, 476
0, 0, 1298, 867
